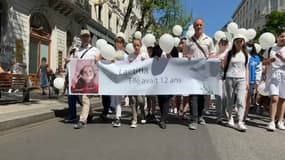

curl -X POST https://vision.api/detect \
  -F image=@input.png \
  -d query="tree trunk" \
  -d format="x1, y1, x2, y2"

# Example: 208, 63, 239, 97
120, 0, 134, 32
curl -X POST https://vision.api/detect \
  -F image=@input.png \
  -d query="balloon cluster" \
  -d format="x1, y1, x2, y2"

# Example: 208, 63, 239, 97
213, 22, 276, 50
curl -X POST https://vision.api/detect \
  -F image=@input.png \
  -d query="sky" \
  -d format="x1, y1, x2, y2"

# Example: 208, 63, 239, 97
182, 0, 242, 37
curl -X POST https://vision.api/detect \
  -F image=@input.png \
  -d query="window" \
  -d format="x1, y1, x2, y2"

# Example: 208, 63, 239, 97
270, 0, 278, 11
98, 4, 102, 22
108, 12, 112, 30
116, 18, 119, 33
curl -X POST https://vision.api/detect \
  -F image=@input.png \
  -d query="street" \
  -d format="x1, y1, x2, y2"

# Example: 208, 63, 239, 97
0, 112, 285, 160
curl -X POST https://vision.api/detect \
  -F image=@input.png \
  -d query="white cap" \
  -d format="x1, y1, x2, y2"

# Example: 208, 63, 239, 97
80, 29, 90, 36
116, 32, 126, 42
233, 34, 247, 42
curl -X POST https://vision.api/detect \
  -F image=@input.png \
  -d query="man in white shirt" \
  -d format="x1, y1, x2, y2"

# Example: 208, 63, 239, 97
183, 18, 215, 130
73, 29, 100, 129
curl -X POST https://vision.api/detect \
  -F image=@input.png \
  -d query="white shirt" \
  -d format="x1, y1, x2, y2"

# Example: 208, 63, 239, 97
265, 45, 285, 73
226, 51, 247, 78
128, 51, 149, 63
74, 44, 100, 59
184, 33, 215, 58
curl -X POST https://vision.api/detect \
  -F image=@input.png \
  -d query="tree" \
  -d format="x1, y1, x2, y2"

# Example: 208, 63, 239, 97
120, 0, 192, 36
257, 11, 285, 37
120, 0, 134, 32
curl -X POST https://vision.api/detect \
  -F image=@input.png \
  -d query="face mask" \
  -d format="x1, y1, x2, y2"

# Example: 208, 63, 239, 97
247, 47, 252, 53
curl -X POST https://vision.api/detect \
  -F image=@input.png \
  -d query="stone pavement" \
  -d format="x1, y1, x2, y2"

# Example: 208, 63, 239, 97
0, 89, 101, 131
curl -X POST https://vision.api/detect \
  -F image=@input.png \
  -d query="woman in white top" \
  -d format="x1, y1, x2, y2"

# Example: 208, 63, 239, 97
128, 38, 148, 128
264, 31, 285, 131
112, 35, 129, 127
223, 34, 249, 132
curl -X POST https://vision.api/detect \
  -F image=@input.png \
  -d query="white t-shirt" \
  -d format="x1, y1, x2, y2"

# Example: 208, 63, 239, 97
127, 51, 149, 63
265, 45, 285, 73
74, 44, 100, 59
184, 33, 215, 58
226, 51, 247, 78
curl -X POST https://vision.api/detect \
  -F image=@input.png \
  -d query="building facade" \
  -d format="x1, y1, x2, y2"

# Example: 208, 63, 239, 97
0, 0, 141, 76
232, 0, 285, 30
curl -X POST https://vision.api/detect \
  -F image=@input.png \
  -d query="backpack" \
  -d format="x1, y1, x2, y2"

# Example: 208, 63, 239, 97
223, 50, 248, 80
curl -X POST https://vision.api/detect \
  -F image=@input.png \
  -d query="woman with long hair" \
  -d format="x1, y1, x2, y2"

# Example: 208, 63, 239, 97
223, 34, 249, 132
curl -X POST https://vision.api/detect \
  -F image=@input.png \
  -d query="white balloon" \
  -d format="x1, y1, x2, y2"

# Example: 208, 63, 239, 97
114, 50, 125, 60
134, 31, 142, 39
186, 30, 194, 38
174, 37, 180, 47
237, 28, 247, 36
214, 31, 226, 41
142, 33, 156, 47
96, 39, 107, 50
246, 28, 257, 40
159, 33, 174, 54
100, 44, 116, 60
172, 25, 183, 36
125, 43, 134, 54
254, 43, 261, 53
53, 77, 65, 89
259, 32, 276, 49
225, 32, 233, 41
227, 22, 238, 34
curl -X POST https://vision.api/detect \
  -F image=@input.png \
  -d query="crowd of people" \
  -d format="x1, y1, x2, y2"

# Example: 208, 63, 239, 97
63, 18, 285, 132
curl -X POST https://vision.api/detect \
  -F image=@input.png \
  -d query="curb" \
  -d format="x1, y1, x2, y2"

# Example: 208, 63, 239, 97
0, 100, 102, 132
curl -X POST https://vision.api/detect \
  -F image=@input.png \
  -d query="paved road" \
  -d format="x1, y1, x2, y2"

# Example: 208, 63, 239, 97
0, 113, 285, 160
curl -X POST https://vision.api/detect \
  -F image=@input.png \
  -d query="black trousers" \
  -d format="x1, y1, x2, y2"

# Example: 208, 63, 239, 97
157, 95, 171, 122
189, 95, 206, 122
102, 95, 111, 116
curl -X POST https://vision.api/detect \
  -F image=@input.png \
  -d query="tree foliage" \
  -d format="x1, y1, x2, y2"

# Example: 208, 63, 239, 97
121, 0, 192, 37
258, 11, 285, 37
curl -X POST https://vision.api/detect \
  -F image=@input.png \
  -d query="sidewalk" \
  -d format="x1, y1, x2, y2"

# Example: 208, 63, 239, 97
0, 89, 101, 131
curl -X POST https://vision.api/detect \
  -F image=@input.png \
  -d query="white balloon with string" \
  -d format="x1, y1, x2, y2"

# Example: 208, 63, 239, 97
246, 28, 257, 40
214, 31, 226, 41
159, 33, 174, 54
186, 30, 194, 39
134, 31, 142, 39
125, 43, 134, 54
174, 37, 180, 47
259, 32, 276, 49
142, 33, 156, 47
100, 44, 116, 60
53, 77, 65, 89
227, 22, 239, 34
96, 39, 107, 50
172, 25, 183, 36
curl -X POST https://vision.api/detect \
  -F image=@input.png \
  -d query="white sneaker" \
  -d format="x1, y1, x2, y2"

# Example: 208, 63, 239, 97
130, 120, 137, 128
267, 121, 276, 131
277, 121, 285, 130
169, 108, 173, 113
141, 119, 146, 124
227, 117, 235, 128
237, 122, 247, 131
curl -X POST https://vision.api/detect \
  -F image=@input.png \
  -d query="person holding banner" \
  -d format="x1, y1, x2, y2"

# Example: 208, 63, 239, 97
128, 38, 149, 128
223, 34, 249, 132
184, 18, 215, 130
111, 34, 128, 127
73, 29, 100, 129
215, 37, 229, 123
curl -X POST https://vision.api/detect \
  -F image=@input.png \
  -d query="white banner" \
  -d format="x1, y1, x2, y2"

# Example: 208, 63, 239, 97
99, 58, 221, 95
